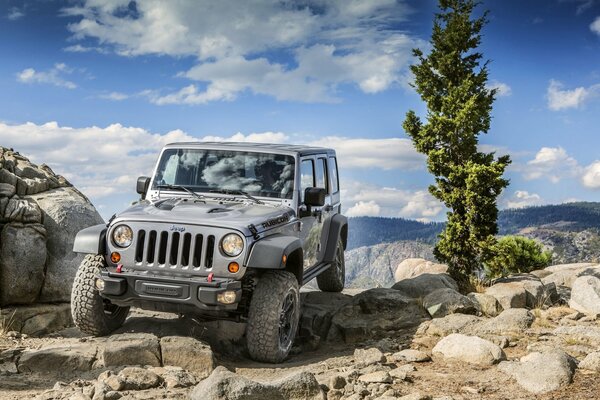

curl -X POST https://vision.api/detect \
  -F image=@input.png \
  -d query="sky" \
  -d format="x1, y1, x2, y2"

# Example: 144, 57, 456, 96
0, 0, 599, 222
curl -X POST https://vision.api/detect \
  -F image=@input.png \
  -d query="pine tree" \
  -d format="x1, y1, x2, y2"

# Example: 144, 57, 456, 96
403, 0, 511, 288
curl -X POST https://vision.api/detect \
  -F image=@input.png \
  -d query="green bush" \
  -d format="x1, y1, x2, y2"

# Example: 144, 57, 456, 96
484, 236, 552, 279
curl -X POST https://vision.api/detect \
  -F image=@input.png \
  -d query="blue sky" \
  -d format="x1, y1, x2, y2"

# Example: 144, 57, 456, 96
1, 0, 599, 221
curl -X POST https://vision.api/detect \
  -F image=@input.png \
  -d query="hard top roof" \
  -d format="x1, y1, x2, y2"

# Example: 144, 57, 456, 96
164, 141, 336, 156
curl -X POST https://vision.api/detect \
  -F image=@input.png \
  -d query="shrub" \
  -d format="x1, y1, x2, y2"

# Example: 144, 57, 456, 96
484, 236, 552, 279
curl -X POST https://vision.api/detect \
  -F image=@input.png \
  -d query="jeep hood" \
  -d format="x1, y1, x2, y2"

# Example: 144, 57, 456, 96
112, 198, 296, 236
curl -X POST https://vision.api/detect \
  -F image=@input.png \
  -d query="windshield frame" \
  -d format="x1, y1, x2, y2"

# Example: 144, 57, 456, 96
147, 145, 299, 206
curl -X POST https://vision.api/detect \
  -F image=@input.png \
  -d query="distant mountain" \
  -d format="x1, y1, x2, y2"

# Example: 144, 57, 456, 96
344, 202, 600, 288
347, 202, 600, 250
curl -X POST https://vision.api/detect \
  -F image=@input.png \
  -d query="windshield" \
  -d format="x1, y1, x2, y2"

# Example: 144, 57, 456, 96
152, 148, 295, 199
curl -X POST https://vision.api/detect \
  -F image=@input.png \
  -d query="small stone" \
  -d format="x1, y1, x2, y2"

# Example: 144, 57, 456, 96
579, 351, 600, 371
330, 375, 346, 390
358, 371, 392, 384
432, 334, 505, 366
354, 347, 385, 367
115, 367, 162, 391
391, 349, 431, 363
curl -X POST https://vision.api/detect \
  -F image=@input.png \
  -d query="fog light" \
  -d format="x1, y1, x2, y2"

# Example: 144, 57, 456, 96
217, 291, 237, 304
228, 262, 240, 273
95, 278, 105, 291
110, 252, 121, 263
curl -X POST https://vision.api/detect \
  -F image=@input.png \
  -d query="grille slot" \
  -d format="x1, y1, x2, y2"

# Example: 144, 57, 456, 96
133, 229, 218, 270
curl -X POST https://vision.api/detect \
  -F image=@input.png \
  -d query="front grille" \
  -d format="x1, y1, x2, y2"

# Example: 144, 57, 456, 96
134, 229, 215, 269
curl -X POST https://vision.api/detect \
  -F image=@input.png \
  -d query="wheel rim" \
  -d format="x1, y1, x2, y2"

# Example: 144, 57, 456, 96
278, 291, 297, 351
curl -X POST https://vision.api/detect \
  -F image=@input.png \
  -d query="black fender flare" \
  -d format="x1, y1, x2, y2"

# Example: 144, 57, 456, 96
73, 224, 107, 254
246, 234, 303, 282
321, 214, 348, 263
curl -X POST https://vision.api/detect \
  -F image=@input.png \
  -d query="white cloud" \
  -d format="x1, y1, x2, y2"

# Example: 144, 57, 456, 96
7, 7, 25, 20
346, 200, 381, 217
487, 80, 512, 97
547, 79, 600, 110
99, 92, 129, 101
64, 44, 109, 54
63, 0, 422, 104
524, 146, 580, 183
504, 190, 543, 209
582, 161, 600, 189
592, 16, 600, 35
16, 63, 77, 89
310, 137, 424, 170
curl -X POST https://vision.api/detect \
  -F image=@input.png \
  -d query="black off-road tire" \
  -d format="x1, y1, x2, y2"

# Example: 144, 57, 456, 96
71, 254, 129, 336
246, 271, 300, 363
316, 239, 345, 292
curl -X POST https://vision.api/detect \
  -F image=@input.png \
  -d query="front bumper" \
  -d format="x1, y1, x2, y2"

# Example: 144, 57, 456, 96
97, 271, 242, 311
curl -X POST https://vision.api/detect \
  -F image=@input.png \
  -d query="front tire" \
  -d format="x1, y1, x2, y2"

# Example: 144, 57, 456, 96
71, 254, 129, 336
246, 271, 300, 363
316, 239, 345, 292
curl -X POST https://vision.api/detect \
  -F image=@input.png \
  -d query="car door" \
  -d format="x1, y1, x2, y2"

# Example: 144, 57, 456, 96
298, 156, 327, 269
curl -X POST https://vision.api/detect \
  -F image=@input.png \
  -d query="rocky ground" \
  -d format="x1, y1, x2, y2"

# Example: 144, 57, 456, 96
2, 260, 600, 399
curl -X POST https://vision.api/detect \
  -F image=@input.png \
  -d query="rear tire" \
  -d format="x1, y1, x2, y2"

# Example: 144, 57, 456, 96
317, 239, 345, 292
71, 254, 129, 336
246, 271, 300, 363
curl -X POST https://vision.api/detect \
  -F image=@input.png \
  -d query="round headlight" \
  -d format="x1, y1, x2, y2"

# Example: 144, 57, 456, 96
221, 233, 244, 257
112, 225, 133, 248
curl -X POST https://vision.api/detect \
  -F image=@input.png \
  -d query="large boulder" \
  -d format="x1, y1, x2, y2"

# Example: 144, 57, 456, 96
0, 147, 103, 307
484, 282, 527, 310
423, 313, 482, 337
328, 288, 429, 343
553, 325, 600, 347
467, 292, 503, 317
394, 258, 448, 282
0, 223, 47, 305
492, 274, 557, 308
300, 291, 353, 340
542, 263, 600, 288
498, 350, 577, 394
0, 303, 72, 336
392, 273, 459, 299
29, 187, 104, 302
160, 336, 215, 378
102, 333, 161, 367
474, 308, 534, 336
569, 275, 600, 315
18, 343, 97, 374
422, 288, 476, 318
432, 334, 505, 366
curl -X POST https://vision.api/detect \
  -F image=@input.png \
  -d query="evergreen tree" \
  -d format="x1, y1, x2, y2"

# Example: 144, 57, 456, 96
403, 0, 511, 288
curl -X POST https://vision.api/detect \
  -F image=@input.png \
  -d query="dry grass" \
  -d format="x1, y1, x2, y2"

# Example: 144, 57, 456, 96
0, 308, 16, 336
562, 336, 588, 346
469, 276, 490, 294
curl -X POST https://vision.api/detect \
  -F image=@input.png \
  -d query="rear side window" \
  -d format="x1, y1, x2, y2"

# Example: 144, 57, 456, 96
329, 157, 339, 193
300, 159, 315, 202
316, 158, 328, 192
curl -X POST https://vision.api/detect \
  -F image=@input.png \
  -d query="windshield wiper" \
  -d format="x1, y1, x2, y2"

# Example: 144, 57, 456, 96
157, 184, 205, 201
209, 189, 264, 204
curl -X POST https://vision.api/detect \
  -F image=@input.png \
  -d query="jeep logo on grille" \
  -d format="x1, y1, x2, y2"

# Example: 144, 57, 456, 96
169, 225, 186, 232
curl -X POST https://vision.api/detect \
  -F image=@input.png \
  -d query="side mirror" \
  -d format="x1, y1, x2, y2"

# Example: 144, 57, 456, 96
304, 187, 326, 207
136, 176, 150, 199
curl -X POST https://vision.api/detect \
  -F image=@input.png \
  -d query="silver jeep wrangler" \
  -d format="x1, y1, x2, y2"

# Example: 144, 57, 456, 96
71, 142, 348, 363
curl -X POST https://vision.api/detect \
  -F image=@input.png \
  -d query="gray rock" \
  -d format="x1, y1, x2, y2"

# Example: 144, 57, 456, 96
569, 275, 600, 315
358, 371, 392, 384
18, 343, 97, 373
0, 223, 47, 305
328, 288, 429, 343
190, 366, 282, 400
394, 258, 448, 282
354, 347, 385, 367
102, 333, 161, 367
467, 292, 503, 317
109, 367, 162, 391
0, 182, 15, 197
474, 308, 534, 335
29, 187, 104, 302
423, 288, 476, 318
432, 334, 505, 366
329, 375, 346, 390
579, 351, 600, 371
542, 264, 600, 289
160, 336, 215, 379
485, 282, 527, 309
553, 325, 600, 346
272, 371, 325, 400
424, 313, 481, 337
0, 303, 72, 336
392, 273, 458, 298
498, 350, 576, 394
2, 197, 42, 223
299, 291, 352, 340
150, 366, 197, 388
390, 349, 431, 363
494, 274, 556, 308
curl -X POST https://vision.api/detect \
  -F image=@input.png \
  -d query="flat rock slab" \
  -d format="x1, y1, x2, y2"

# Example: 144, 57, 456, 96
18, 343, 97, 373
423, 313, 481, 337
498, 350, 576, 394
473, 308, 534, 336
102, 333, 161, 367
0, 303, 72, 336
390, 349, 431, 363
432, 333, 505, 366
392, 273, 458, 298
160, 336, 215, 378
423, 288, 475, 318
569, 275, 600, 314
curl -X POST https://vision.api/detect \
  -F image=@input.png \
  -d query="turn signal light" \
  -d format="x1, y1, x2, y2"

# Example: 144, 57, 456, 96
110, 252, 121, 263
228, 262, 240, 273
282, 254, 287, 264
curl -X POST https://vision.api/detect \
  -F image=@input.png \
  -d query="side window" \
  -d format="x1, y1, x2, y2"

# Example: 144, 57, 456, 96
300, 159, 315, 202
329, 157, 339, 193
316, 158, 328, 192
